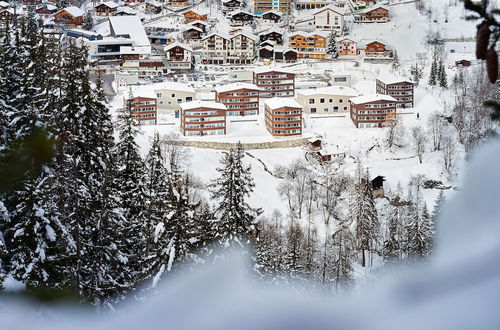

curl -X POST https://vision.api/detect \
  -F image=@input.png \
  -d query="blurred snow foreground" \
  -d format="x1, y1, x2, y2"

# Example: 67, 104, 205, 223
2, 142, 500, 330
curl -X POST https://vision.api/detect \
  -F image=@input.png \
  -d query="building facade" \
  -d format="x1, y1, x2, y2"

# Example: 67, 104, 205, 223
253, 69, 295, 97
359, 5, 389, 23
264, 98, 303, 136
338, 37, 357, 56
349, 94, 397, 128
254, 0, 290, 15
376, 74, 414, 108
313, 5, 345, 34
288, 31, 328, 59
180, 101, 227, 136
124, 88, 158, 125
296, 86, 359, 114
154, 83, 195, 113
215, 83, 260, 116
164, 42, 193, 70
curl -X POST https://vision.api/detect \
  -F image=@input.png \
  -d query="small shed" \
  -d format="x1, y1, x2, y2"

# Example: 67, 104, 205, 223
371, 175, 386, 198
455, 59, 471, 67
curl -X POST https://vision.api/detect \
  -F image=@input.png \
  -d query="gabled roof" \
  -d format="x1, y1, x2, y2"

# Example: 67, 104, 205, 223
36, 3, 58, 11
350, 94, 396, 104
0, 1, 10, 8
289, 31, 329, 39
362, 5, 389, 14
164, 41, 193, 52
146, 0, 162, 7
183, 7, 209, 15
260, 10, 281, 17
258, 26, 284, 36
180, 100, 227, 111
265, 97, 302, 110
376, 72, 413, 85
231, 31, 258, 41
184, 25, 203, 32
259, 45, 274, 51
313, 4, 347, 16
188, 19, 208, 26
115, 6, 137, 14
125, 86, 157, 100
230, 9, 257, 17
96, 1, 119, 9
202, 32, 231, 40
57, 6, 84, 17
338, 37, 356, 43
215, 82, 261, 93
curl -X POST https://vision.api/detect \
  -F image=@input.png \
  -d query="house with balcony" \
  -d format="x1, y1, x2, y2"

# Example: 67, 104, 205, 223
338, 37, 357, 56
215, 82, 261, 116
36, 3, 58, 19
228, 31, 257, 64
264, 98, 303, 137
288, 31, 329, 59
54, 6, 84, 27
180, 100, 227, 136
93, 2, 118, 16
260, 10, 281, 24
124, 87, 158, 125
259, 26, 284, 45
349, 94, 397, 128
169, 0, 189, 8
230, 10, 257, 25
164, 41, 192, 70
357, 5, 390, 23
296, 86, 359, 114
254, 0, 291, 15
357, 40, 391, 58
221, 0, 243, 14
201, 32, 231, 64
253, 68, 295, 97
183, 8, 208, 23
376, 73, 414, 108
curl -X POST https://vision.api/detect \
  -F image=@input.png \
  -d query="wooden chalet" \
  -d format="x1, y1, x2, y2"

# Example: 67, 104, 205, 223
359, 5, 389, 23
93, 2, 119, 16
221, 0, 242, 14
455, 59, 471, 67
189, 19, 208, 33
261, 10, 281, 24
183, 26, 203, 40
169, 0, 189, 7
259, 27, 284, 45
183, 9, 208, 23
54, 6, 84, 27
36, 3, 58, 19
259, 45, 274, 59
230, 10, 256, 25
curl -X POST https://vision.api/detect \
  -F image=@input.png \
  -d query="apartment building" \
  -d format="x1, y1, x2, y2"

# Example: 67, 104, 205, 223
376, 73, 414, 108
338, 37, 357, 56
296, 86, 359, 114
288, 31, 328, 59
349, 94, 397, 128
124, 87, 158, 125
201, 31, 257, 64
313, 4, 346, 34
215, 83, 261, 116
154, 82, 195, 113
180, 100, 227, 136
253, 68, 296, 98
264, 98, 303, 136
164, 41, 193, 70
254, 0, 291, 15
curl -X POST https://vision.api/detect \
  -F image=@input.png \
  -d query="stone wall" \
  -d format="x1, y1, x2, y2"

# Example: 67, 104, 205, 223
161, 137, 309, 150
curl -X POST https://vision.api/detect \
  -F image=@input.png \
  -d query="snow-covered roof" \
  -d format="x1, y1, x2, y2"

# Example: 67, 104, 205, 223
376, 72, 413, 85
231, 31, 258, 41
253, 67, 295, 75
289, 31, 329, 39
183, 7, 209, 15
164, 41, 193, 52
146, 0, 162, 7
259, 45, 274, 51
154, 82, 195, 93
215, 82, 260, 93
184, 25, 203, 32
338, 37, 356, 43
96, 1, 119, 9
362, 5, 389, 14
115, 6, 137, 14
36, 3, 57, 11
189, 19, 208, 26
231, 10, 257, 17
349, 94, 397, 104
259, 26, 284, 36
125, 86, 157, 99
180, 100, 227, 111
59, 6, 84, 17
265, 97, 302, 110
202, 32, 231, 40
261, 39, 276, 46
109, 16, 150, 47
313, 4, 347, 16
0, 1, 10, 8
297, 86, 359, 97
260, 10, 281, 17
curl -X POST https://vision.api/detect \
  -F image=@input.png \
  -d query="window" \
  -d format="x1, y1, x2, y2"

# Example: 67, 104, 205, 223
186, 97, 193, 102
329, 99, 333, 103
344, 107, 347, 111
333, 106, 339, 112
339, 99, 343, 103
177, 99, 182, 103
320, 98, 325, 103
309, 99, 314, 104
323, 108, 328, 112
157, 93, 162, 98
171, 94, 175, 97
311, 108, 317, 113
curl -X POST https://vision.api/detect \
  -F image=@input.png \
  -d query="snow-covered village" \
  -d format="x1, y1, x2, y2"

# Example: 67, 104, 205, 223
0, 0, 500, 328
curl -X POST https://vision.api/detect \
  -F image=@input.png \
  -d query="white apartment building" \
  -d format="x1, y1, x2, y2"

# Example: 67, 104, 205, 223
296, 86, 359, 114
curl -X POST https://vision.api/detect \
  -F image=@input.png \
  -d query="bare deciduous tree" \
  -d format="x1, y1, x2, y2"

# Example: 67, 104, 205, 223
412, 126, 427, 164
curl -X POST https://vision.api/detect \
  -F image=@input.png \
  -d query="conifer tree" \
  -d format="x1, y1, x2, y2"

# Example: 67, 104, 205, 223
383, 204, 404, 262
405, 202, 432, 260
391, 50, 400, 71
83, 12, 94, 31
328, 227, 355, 293
348, 165, 379, 267
210, 143, 262, 249
429, 56, 438, 86
326, 31, 338, 59
439, 59, 448, 88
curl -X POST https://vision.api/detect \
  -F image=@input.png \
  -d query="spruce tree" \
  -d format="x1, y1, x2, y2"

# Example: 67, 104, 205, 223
439, 60, 448, 88
391, 50, 400, 71
383, 204, 404, 262
326, 31, 338, 59
329, 227, 355, 293
83, 12, 94, 31
405, 202, 432, 261
429, 56, 438, 86
348, 165, 379, 267
210, 143, 262, 249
